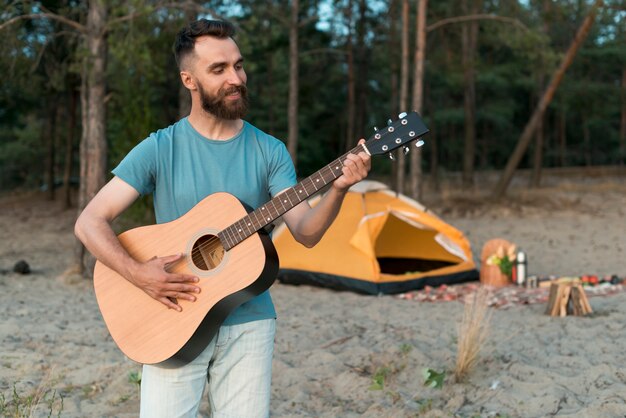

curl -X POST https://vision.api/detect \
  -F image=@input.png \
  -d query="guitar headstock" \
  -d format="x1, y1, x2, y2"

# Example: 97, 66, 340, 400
364, 111, 429, 157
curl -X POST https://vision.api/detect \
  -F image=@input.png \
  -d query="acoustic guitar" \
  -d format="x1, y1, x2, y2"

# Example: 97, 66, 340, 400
93, 111, 429, 367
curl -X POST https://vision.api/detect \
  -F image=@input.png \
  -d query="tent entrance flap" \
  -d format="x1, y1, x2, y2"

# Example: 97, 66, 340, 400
374, 212, 462, 275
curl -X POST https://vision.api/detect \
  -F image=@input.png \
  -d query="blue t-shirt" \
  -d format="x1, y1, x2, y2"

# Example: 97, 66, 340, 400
112, 118, 297, 325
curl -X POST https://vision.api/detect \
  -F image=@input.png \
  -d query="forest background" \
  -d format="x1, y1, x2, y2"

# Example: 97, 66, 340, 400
0, 0, 625, 273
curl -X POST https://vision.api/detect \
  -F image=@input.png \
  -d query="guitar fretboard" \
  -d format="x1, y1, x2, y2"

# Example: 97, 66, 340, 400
218, 143, 366, 250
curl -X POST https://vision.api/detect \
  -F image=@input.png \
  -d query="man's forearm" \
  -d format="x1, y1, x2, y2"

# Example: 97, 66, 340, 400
75, 214, 139, 281
289, 187, 348, 248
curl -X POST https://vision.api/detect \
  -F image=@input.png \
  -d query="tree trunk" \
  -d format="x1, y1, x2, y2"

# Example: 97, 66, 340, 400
480, 125, 489, 169
75, 0, 108, 276
619, 67, 626, 165
409, 0, 427, 200
395, 0, 410, 194
287, 0, 299, 166
461, 0, 479, 188
583, 115, 591, 166
529, 112, 544, 187
559, 107, 567, 167
492, 0, 602, 199
388, 0, 399, 118
44, 97, 58, 201
530, 0, 551, 187
267, 52, 276, 136
425, 83, 439, 191
63, 88, 78, 209
75, 55, 89, 273
354, 0, 369, 141
345, 0, 355, 152
388, 0, 400, 185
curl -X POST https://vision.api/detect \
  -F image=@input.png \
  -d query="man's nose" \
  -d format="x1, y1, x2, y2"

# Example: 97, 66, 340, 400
226, 68, 245, 86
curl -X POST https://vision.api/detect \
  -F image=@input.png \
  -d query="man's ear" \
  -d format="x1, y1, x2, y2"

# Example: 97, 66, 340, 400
180, 71, 196, 91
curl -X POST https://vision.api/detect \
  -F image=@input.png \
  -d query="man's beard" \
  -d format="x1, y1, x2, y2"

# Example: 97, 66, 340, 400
198, 83, 249, 120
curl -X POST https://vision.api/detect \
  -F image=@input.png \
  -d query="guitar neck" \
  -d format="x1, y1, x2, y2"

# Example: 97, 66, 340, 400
218, 143, 367, 251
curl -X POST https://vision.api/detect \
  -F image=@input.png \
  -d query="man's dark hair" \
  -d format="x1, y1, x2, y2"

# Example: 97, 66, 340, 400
173, 19, 236, 69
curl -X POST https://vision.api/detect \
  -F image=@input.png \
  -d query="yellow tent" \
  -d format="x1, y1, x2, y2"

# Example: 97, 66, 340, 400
273, 181, 478, 294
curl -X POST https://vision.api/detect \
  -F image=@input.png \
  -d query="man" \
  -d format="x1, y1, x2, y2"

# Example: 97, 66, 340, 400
75, 19, 370, 417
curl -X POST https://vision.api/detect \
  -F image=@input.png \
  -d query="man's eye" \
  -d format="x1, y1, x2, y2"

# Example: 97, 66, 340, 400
213, 68, 224, 74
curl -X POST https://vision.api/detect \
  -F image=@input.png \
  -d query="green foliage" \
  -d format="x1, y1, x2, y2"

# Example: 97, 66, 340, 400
0, 116, 45, 189
128, 370, 142, 387
399, 343, 413, 355
0, 0, 625, 193
422, 367, 446, 389
369, 366, 392, 391
106, 7, 185, 166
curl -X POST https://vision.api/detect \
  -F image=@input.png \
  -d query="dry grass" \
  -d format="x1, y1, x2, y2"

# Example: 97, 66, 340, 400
454, 286, 492, 382
0, 368, 64, 418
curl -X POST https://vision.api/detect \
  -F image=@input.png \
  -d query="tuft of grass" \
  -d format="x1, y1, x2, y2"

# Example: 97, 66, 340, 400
0, 383, 64, 418
369, 366, 392, 390
128, 370, 142, 387
454, 286, 492, 382
128, 370, 142, 397
399, 343, 413, 355
415, 398, 433, 414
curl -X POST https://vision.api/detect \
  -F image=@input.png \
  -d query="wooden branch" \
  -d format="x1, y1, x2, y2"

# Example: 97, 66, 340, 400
491, 0, 603, 199
320, 335, 355, 349
106, 2, 226, 31
106, 10, 156, 28
427, 14, 528, 33
28, 29, 80, 74
0, 12, 87, 34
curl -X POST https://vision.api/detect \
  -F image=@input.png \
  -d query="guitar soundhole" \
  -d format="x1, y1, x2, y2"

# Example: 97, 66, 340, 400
191, 234, 225, 271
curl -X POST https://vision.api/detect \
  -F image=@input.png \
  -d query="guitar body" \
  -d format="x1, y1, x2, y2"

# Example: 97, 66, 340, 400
93, 192, 279, 368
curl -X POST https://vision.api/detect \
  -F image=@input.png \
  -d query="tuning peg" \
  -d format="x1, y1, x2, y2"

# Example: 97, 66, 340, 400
403, 146, 410, 155
387, 119, 393, 126
398, 112, 407, 119
415, 139, 425, 148
388, 152, 395, 161
373, 126, 378, 132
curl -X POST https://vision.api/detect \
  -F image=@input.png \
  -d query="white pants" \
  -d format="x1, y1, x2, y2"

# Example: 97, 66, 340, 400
139, 319, 276, 418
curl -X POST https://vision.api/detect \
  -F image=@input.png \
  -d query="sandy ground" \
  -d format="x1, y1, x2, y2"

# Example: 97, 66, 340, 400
0, 173, 625, 417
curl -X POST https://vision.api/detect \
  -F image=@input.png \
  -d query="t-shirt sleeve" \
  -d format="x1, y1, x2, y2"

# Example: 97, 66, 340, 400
268, 142, 297, 197
111, 135, 157, 196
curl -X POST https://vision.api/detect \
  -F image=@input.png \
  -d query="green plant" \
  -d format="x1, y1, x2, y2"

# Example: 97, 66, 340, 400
415, 398, 433, 414
128, 371, 141, 391
399, 343, 413, 355
486, 245, 516, 277
128, 370, 142, 387
422, 368, 445, 389
369, 366, 392, 390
